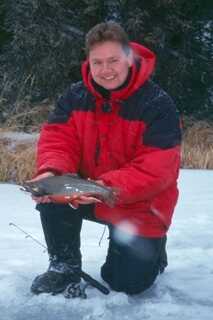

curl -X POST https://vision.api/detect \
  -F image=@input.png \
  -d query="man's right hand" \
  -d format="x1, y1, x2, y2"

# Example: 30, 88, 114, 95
28, 172, 55, 204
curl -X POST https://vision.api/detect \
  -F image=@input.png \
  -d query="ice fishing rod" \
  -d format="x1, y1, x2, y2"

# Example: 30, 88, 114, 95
9, 222, 110, 295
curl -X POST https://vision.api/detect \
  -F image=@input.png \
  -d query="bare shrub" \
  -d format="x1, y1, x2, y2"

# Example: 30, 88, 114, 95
0, 0, 84, 117
2, 100, 53, 133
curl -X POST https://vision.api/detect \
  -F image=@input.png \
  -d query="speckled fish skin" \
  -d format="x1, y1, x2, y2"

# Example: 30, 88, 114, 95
22, 174, 116, 205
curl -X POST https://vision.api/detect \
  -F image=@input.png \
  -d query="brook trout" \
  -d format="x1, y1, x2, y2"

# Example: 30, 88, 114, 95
21, 174, 117, 206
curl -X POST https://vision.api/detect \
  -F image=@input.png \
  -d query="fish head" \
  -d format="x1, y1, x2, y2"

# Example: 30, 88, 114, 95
21, 181, 47, 196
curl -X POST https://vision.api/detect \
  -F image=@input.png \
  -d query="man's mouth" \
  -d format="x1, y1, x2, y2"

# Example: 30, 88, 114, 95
102, 76, 116, 81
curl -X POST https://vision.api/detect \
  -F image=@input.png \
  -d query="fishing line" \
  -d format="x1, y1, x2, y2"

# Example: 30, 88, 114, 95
98, 225, 107, 247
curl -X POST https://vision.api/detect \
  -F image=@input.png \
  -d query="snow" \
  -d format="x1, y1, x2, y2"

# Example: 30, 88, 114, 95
1, 131, 38, 151
1, 131, 38, 142
0, 169, 213, 320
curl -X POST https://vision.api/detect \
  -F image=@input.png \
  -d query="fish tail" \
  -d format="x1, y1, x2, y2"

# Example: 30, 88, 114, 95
105, 187, 120, 208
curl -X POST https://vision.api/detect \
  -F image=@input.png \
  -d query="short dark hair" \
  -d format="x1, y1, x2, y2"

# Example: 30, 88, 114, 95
85, 22, 130, 56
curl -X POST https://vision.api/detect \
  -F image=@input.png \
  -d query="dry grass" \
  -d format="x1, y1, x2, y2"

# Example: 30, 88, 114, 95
0, 119, 213, 184
0, 142, 13, 182
181, 120, 213, 169
11, 144, 36, 184
0, 135, 36, 184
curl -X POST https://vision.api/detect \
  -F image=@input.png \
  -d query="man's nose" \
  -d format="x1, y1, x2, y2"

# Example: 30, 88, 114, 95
101, 62, 111, 73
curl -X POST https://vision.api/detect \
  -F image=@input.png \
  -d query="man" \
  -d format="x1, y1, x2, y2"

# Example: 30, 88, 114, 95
31, 22, 181, 296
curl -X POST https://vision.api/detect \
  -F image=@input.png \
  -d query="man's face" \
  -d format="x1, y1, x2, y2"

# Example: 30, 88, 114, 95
88, 41, 133, 90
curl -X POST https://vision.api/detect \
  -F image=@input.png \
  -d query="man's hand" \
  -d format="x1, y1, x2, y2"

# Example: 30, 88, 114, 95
28, 172, 55, 204
69, 195, 102, 209
67, 179, 105, 209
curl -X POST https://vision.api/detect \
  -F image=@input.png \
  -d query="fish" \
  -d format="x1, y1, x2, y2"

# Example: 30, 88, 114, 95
21, 174, 118, 207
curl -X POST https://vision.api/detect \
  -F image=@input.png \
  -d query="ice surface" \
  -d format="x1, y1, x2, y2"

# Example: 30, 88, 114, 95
0, 169, 212, 319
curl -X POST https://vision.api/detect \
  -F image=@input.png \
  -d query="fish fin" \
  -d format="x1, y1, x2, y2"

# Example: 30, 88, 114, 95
49, 194, 77, 204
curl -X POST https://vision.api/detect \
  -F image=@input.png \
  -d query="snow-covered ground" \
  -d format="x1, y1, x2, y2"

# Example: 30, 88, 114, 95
0, 169, 212, 320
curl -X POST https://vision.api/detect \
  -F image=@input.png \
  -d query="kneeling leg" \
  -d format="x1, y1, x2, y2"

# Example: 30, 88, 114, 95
101, 227, 165, 294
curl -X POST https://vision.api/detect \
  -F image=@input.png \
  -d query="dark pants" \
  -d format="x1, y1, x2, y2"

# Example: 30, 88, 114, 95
36, 202, 167, 295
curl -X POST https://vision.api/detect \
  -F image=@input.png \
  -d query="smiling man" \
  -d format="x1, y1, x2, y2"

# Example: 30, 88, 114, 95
88, 40, 133, 90
31, 22, 182, 297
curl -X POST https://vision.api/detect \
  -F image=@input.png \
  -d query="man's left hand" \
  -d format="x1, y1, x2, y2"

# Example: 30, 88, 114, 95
68, 179, 105, 209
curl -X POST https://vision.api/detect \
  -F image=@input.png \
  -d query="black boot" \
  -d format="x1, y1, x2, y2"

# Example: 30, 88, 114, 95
31, 203, 83, 296
31, 255, 81, 295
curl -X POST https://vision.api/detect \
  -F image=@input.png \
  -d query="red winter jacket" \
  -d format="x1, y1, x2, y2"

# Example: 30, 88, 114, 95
36, 42, 182, 237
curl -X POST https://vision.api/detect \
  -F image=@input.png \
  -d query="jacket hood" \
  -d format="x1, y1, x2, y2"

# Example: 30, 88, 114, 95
81, 42, 156, 100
